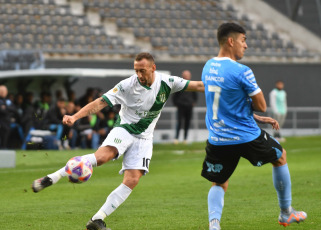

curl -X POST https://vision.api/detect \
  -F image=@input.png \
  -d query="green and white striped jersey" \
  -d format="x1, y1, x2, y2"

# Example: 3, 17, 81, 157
102, 71, 190, 139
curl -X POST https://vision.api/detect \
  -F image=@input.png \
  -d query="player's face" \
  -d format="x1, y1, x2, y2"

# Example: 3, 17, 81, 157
276, 81, 284, 90
134, 58, 156, 87
233, 33, 247, 60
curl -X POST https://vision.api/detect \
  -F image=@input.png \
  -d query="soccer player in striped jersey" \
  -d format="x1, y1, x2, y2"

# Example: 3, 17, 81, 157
31, 52, 204, 230
201, 23, 306, 230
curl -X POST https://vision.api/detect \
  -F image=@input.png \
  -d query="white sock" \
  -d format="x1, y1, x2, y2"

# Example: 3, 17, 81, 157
92, 183, 132, 220
82, 153, 98, 167
48, 153, 97, 184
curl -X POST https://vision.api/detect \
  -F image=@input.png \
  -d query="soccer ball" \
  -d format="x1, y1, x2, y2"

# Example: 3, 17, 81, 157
65, 156, 93, 183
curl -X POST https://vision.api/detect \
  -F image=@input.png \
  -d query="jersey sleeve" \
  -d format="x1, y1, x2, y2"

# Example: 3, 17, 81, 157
102, 78, 130, 107
269, 89, 277, 112
239, 67, 261, 96
164, 75, 189, 94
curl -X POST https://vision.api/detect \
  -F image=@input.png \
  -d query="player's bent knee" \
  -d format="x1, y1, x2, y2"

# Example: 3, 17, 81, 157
123, 170, 144, 189
272, 149, 287, 167
123, 177, 140, 189
94, 146, 118, 166
213, 180, 228, 192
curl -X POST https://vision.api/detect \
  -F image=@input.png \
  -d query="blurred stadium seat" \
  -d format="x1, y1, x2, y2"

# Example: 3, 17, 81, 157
264, 0, 321, 38
0, 0, 317, 61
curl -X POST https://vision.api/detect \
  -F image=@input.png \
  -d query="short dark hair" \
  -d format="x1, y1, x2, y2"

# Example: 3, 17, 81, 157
135, 52, 155, 64
217, 23, 246, 46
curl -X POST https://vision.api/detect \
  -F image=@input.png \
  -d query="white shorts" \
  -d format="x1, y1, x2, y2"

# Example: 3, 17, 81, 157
101, 127, 153, 175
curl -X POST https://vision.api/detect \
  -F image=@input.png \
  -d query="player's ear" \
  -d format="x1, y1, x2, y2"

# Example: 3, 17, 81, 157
152, 63, 156, 72
227, 37, 234, 47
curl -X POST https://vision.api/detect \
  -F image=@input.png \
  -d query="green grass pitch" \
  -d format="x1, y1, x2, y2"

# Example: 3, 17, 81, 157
0, 136, 320, 229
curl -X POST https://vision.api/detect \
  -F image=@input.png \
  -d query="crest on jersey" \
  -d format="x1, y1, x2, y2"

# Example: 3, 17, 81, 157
113, 87, 118, 93
159, 92, 166, 102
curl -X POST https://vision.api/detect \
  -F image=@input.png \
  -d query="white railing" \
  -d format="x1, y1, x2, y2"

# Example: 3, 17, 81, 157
154, 107, 321, 142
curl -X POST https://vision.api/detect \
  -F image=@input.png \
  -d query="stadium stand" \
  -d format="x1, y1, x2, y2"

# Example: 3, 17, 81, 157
92, 0, 306, 59
264, 0, 321, 38
0, 0, 316, 61
0, 0, 137, 57
0, 50, 44, 70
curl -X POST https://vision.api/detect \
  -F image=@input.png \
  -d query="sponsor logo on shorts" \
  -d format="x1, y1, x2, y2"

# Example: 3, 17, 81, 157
114, 138, 122, 144
206, 161, 223, 173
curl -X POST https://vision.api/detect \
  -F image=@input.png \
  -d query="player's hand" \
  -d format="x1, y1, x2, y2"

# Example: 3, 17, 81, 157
254, 114, 280, 130
263, 117, 280, 130
270, 119, 280, 130
63, 115, 76, 126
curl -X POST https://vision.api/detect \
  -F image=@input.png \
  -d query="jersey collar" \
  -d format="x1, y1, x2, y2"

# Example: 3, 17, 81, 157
137, 77, 152, 90
213, 57, 235, 62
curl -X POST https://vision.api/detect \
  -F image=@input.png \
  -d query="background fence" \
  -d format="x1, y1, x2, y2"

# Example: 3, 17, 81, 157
153, 107, 321, 143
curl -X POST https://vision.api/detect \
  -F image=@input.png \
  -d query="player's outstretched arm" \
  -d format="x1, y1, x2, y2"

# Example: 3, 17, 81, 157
185, 81, 205, 92
251, 91, 266, 112
253, 114, 280, 130
63, 97, 108, 126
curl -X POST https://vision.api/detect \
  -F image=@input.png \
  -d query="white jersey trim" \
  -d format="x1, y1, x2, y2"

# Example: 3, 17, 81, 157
248, 88, 261, 97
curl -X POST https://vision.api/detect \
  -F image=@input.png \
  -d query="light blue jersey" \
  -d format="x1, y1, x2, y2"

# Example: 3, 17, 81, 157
202, 57, 262, 145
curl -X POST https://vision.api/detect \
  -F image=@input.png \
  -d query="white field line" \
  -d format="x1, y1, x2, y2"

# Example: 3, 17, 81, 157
0, 167, 59, 174
288, 147, 321, 153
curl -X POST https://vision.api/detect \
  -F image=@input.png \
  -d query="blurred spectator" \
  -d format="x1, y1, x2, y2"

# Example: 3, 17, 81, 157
34, 91, 51, 129
269, 80, 287, 142
76, 115, 99, 149
64, 101, 77, 149
73, 88, 112, 149
9, 93, 25, 147
21, 92, 37, 150
21, 92, 36, 134
14, 93, 24, 118
0, 85, 11, 148
55, 89, 63, 101
67, 90, 76, 103
172, 70, 198, 144
92, 106, 118, 148
0, 86, 23, 148
43, 98, 66, 149
0, 86, 120, 150
78, 87, 95, 107
73, 93, 97, 149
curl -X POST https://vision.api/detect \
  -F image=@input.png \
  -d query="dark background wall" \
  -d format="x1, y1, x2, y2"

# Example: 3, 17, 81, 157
46, 60, 321, 107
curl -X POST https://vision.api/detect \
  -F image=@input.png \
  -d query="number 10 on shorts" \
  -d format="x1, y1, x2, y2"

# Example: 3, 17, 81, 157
142, 158, 151, 169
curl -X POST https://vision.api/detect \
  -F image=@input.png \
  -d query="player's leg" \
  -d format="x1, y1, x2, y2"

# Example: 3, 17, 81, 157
202, 141, 240, 230
88, 170, 143, 223
244, 129, 306, 226
32, 146, 117, 193
174, 107, 183, 142
277, 114, 286, 141
271, 149, 307, 226
208, 181, 228, 230
86, 133, 152, 230
183, 106, 192, 142
31, 127, 132, 193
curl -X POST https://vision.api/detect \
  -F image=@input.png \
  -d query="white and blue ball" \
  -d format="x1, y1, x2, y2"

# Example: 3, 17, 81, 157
65, 156, 93, 183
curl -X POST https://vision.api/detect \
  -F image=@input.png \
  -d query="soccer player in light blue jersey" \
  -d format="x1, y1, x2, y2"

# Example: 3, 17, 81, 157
201, 23, 306, 230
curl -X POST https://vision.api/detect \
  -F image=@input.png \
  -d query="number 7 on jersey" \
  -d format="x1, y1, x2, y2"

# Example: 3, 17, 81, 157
208, 85, 221, 120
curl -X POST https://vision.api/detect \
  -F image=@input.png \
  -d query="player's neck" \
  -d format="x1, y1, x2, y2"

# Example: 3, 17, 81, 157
146, 72, 156, 87
217, 49, 236, 61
